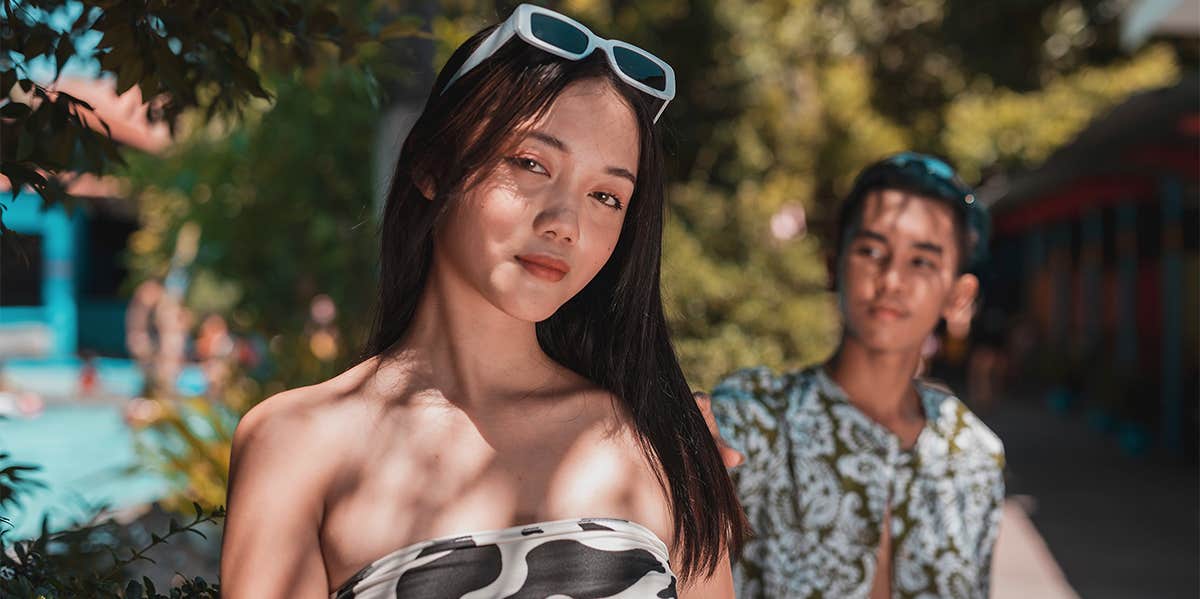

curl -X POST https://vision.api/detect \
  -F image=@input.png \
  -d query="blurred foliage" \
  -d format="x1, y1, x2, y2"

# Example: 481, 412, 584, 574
0, 0, 421, 229
120, 3, 389, 509
119, 0, 1183, 506
491, 0, 1180, 387
0, 452, 45, 516
124, 66, 381, 389
0, 501, 224, 598
131, 398, 240, 511
944, 44, 1180, 180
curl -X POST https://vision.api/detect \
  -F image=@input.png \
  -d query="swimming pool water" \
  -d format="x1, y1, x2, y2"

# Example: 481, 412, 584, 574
0, 403, 171, 540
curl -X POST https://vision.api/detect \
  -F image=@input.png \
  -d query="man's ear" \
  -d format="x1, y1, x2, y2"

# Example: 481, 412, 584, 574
943, 273, 979, 335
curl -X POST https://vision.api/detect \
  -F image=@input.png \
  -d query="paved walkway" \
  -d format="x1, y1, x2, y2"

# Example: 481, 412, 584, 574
992, 499, 1079, 598
981, 396, 1198, 598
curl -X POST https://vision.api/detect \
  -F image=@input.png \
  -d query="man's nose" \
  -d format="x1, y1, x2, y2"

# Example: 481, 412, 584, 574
877, 258, 905, 294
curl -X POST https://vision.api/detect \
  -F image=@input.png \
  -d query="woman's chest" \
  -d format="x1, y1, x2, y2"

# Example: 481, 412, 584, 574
317, 417, 667, 590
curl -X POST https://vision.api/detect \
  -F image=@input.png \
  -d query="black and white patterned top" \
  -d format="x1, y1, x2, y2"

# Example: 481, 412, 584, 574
331, 518, 677, 598
710, 366, 1005, 599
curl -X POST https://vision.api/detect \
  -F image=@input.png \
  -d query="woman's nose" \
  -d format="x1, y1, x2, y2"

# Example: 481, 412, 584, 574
533, 189, 580, 245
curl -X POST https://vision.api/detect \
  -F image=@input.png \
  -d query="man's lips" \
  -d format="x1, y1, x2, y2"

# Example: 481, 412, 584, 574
516, 254, 570, 282
867, 304, 909, 320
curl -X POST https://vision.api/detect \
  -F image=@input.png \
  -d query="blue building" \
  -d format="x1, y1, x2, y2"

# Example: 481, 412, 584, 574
0, 78, 176, 398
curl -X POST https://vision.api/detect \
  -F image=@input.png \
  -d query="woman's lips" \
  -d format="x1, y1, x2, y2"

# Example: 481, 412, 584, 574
516, 254, 570, 282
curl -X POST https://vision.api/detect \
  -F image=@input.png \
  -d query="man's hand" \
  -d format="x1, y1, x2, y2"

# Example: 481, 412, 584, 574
694, 391, 745, 468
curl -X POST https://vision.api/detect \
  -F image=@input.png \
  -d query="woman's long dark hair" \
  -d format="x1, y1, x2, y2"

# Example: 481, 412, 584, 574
366, 24, 746, 581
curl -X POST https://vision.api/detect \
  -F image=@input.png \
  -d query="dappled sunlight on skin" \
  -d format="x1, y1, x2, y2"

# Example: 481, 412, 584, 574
312, 353, 672, 593
220, 73, 707, 597
433, 79, 638, 324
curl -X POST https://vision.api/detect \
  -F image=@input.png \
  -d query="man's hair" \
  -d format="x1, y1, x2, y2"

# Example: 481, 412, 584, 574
830, 155, 986, 274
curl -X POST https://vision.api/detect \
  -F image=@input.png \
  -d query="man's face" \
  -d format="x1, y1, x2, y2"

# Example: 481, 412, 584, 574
836, 189, 977, 353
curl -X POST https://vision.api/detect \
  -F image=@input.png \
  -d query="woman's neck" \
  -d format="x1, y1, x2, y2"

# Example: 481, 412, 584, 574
392, 258, 566, 408
825, 337, 924, 423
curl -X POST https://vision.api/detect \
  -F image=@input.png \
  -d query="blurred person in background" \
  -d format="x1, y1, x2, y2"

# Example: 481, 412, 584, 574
700, 153, 1005, 598
221, 4, 744, 598
195, 313, 235, 401
125, 278, 164, 393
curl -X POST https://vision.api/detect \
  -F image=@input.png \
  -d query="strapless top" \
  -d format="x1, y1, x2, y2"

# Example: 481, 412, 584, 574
331, 517, 677, 598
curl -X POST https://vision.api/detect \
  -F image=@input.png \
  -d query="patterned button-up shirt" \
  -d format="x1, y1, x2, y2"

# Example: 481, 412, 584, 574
710, 366, 1005, 599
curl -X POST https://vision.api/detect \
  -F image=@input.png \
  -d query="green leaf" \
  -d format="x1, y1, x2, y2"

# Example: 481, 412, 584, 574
0, 71, 16, 97
116, 58, 144, 96
143, 576, 158, 596
55, 35, 76, 77
1, 162, 47, 195
0, 102, 32, 119
21, 25, 58, 57
124, 580, 144, 599
228, 59, 271, 101
309, 8, 341, 35
56, 91, 95, 113
15, 130, 36, 162
377, 18, 432, 41
49, 127, 77, 168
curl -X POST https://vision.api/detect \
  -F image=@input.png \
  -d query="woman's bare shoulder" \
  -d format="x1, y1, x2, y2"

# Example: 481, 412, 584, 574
231, 358, 393, 481
222, 360, 395, 596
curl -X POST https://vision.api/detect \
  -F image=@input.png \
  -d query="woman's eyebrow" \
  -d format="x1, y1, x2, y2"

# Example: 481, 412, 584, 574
529, 130, 636, 185
529, 131, 567, 152
607, 167, 636, 185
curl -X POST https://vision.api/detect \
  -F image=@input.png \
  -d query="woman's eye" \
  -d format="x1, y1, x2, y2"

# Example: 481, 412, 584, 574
590, 191, 624, 210
854, 246, 882, 259
508, 156, 548, 175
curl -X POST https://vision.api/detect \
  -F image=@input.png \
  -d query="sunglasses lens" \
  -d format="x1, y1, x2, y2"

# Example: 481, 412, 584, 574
612, 46, 669, 93
530, 13, 590, 55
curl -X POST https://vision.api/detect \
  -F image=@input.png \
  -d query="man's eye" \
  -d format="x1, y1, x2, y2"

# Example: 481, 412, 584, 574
508, 156, 548, 175
913, 257, 937, 269
590, 191, 624, 210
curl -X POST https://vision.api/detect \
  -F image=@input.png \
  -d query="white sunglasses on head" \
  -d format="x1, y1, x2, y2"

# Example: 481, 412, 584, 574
442, 3, 677, 122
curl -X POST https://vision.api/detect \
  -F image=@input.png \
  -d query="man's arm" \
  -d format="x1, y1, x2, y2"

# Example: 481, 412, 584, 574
697, 366, 785, 468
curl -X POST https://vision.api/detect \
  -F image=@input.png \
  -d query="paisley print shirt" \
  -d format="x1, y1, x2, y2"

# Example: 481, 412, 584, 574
710, 366, 1005, 599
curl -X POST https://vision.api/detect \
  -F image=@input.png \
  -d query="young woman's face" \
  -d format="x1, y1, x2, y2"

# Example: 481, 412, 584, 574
837, 189, 976, 353
434, 78, 640, 322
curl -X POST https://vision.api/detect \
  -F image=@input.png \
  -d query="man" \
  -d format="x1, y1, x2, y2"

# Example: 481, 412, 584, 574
701, 153, 1005, 598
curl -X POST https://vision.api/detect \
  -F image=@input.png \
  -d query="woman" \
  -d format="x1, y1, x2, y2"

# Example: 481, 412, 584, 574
220, 4, 745, 598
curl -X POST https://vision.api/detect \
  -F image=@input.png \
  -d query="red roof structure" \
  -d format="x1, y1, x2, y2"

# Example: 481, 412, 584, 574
1, 77, 171, 196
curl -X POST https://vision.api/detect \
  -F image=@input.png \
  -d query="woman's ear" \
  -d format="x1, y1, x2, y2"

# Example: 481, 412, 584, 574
412, 170, 436, 201
943, 273, 979, 335
419, 178, 437, 201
